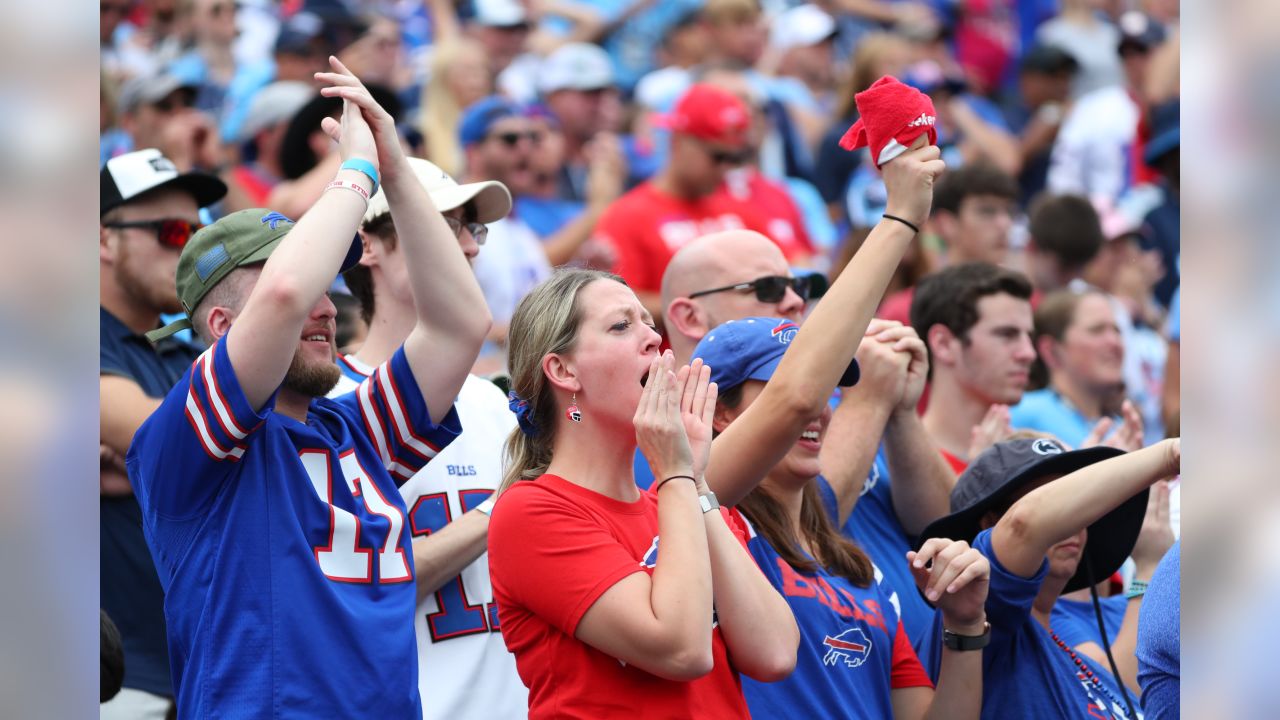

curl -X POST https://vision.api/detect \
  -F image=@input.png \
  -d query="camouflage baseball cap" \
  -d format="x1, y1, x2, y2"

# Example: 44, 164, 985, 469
145, 208, 363, 343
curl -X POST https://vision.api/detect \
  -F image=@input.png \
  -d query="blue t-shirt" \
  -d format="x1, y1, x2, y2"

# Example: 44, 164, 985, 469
101, 307, 202, 696
127, 337, 461, 718
818, 451, 945, 682
515, 196, 584, 240
1136, 541, 1179, 719
1010, 388, 1109, 448
1052, 594, 1128, 651
974, 528, 1139, 719
737, 511, 932, 719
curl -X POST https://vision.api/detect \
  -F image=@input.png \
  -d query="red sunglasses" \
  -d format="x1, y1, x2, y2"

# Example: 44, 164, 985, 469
104, 218, 203, 249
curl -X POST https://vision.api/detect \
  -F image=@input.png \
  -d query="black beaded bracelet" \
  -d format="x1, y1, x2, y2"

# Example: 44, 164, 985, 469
881, 213, 921, 235
655, 475, 697, 492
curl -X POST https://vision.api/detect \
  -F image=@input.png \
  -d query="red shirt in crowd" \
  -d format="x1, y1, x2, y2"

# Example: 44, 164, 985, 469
717, 169, 815, 263
595, 181, 807, 295
488, 474, 752, 720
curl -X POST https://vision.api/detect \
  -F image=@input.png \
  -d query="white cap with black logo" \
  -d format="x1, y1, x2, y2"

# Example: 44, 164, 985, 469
101, 149, 228, 216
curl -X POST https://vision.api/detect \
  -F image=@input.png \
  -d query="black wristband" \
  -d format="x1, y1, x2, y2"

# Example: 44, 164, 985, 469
655, 475, 696, 492
942, 622, 991, 651
881, 213, 921, 235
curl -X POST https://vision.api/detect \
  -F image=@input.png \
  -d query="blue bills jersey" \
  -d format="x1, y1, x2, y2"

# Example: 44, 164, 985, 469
127, 337, 460, 718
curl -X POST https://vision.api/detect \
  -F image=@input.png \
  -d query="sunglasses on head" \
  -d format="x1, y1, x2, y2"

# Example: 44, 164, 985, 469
688, 274, 811, 303
443, 216, 488, 245
487, 130, 541, 148
104, 218, 203, 249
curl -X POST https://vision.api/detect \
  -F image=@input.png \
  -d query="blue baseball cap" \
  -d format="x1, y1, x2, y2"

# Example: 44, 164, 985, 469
458, 96, 523, 146
691, 317, 859, 392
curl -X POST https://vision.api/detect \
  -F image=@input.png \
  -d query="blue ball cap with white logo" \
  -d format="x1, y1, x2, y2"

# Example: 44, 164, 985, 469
692, 317, 797, 391
692, 317, 859, 392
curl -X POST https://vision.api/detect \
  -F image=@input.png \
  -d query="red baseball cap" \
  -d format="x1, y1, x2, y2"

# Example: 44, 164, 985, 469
657, 84, 751, 148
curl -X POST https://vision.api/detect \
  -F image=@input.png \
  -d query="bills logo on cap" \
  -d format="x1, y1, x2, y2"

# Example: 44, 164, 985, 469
823, 626, 873, 668
261, 211, 293, 230
771, 321, 799, 345
1032, 439, 1064, 456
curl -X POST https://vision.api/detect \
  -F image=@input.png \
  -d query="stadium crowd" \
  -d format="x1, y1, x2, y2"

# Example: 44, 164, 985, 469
99, 0, 1181, 717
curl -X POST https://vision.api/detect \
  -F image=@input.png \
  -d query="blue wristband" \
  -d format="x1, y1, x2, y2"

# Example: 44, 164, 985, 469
340, 158, 379, 195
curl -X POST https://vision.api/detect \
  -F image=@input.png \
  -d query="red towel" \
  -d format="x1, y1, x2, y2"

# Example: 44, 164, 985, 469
838, 75, 938, 167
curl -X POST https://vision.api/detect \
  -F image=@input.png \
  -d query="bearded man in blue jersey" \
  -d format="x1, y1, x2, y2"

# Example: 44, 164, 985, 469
126, 59, 491, 718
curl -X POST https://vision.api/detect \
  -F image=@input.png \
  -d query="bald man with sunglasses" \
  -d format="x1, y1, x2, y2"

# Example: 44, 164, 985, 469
99, 148, 227, 720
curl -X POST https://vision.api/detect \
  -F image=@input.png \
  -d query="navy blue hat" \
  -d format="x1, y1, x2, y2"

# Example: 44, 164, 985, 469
459, 96, 523, 147
1144, 100, 1179, 166
692, 317, 859, 392
918, 437, 1145, 594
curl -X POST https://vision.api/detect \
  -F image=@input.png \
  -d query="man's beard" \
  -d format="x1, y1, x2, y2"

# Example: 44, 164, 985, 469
117, 252, 182, 315
282, 348, 342, 398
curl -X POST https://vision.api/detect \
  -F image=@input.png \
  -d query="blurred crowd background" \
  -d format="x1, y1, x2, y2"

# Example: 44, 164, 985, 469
92, 0, 1196, 715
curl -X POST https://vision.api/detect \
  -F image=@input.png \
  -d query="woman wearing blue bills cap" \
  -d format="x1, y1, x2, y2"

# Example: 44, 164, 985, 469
685, 137, 992, 718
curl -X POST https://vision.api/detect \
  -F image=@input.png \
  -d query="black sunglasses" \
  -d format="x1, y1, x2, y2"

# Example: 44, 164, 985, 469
708, 147, 751, 166
487, 130, 541, 148
687, 275, 812, 303
103, 218, 203, 248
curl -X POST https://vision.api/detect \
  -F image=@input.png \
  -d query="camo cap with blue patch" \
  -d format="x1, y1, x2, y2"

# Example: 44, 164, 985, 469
145, 208, 363, 343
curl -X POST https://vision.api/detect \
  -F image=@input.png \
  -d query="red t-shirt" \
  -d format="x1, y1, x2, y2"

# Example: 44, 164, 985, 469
594, 182, 779, 295
717, 170, 815, 263
877, 286, 915, 327
488, 474, 752, 720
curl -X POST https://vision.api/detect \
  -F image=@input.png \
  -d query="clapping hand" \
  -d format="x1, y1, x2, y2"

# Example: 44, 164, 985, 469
968, 404, 1012, 459
908, 538, 989, 633
316, 56, 404, 180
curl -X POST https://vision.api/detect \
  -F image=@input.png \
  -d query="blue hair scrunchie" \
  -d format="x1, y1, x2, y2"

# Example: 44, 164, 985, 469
507, 390, 537, 436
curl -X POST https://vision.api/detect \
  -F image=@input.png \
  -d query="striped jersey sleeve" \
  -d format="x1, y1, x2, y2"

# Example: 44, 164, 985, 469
330, 346, 462, 485
127, 336, 270, 539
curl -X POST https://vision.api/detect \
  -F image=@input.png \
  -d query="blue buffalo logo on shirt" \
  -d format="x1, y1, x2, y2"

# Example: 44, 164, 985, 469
822, 626, 873, 668
771, 321, 799, 344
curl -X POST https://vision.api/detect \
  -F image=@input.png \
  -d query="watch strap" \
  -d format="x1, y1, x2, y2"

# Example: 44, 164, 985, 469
698, 492, 720, 514
942, 622, 990, 651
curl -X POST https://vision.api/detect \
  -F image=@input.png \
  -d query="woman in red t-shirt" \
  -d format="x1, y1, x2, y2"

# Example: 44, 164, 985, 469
488, 269, 800, 720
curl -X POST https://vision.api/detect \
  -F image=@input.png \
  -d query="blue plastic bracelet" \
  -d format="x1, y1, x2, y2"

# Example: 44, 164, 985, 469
340, 158, 379, 195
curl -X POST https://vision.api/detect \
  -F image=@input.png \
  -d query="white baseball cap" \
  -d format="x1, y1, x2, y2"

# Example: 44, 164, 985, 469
101, 148, 227, 216
537, 43, 615, 94
769, 4, 836, 52
473, 0, 528, 27
362, 157, 512, 226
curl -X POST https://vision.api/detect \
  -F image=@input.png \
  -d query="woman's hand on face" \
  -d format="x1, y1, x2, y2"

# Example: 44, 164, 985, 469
677, 358, 718, 485
633, 351, 695, 483
908, 538, 990, 631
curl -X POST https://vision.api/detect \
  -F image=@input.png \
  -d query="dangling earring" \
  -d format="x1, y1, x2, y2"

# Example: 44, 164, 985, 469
566, 393, 582, 423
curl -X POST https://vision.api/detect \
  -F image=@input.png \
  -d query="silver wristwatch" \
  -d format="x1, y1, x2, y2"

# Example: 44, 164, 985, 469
698, 491, 720, 514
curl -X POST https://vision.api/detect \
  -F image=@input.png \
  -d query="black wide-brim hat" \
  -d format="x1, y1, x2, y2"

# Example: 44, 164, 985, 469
917, 438, 1148, 594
